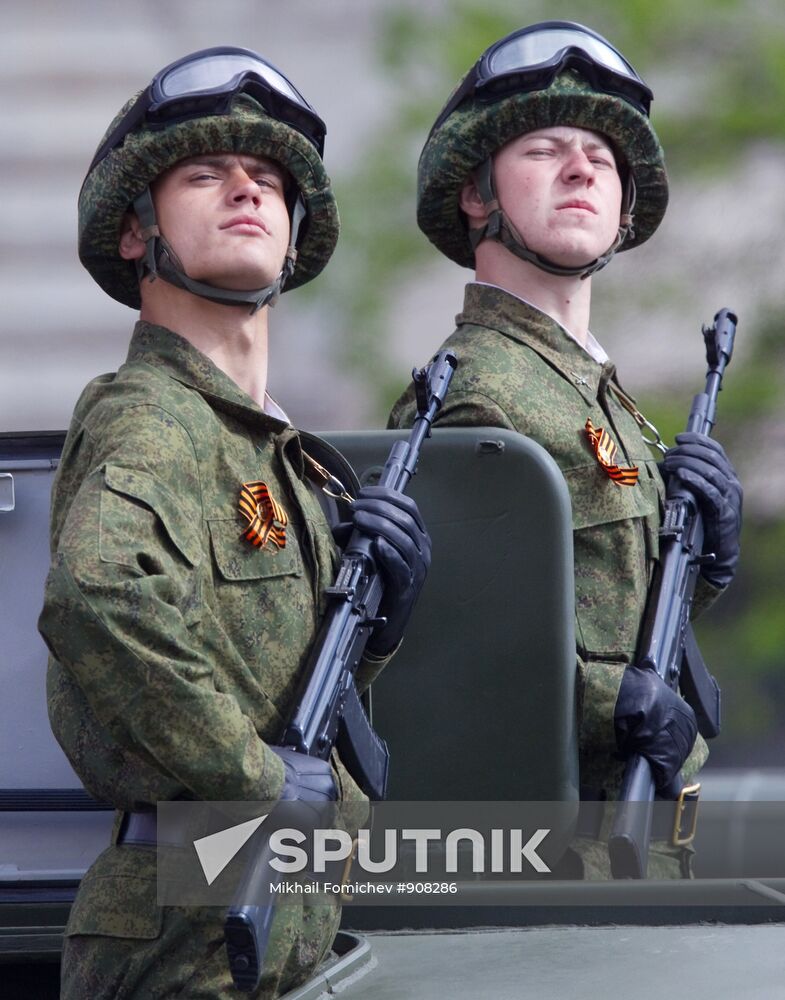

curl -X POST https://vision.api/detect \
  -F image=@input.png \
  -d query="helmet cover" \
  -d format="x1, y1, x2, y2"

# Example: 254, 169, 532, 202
418, 71, 668, 268
79, 94, 339, 307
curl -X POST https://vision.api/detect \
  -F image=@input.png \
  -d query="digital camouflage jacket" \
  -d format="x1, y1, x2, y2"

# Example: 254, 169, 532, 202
389, 283, 710, 794
40, 321, 380, 810
39, 322, 385, 997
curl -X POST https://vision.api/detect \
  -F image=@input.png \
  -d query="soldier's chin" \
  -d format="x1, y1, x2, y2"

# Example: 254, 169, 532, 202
545, 240, 610, 269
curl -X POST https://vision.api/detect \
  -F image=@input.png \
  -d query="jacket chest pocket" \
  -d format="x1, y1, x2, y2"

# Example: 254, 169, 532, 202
206, 517, 308, 648
563, 462, 657, 533
208, 518, 303, 582
206, 518, 315, 722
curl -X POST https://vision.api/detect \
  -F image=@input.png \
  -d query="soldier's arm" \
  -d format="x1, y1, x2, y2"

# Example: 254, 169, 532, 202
691, 575, 724, 618
390, 386, 517, 432
38, 407, 286, 804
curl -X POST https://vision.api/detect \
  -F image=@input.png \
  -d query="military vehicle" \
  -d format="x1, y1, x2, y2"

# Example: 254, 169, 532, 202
2, 427, 784, 999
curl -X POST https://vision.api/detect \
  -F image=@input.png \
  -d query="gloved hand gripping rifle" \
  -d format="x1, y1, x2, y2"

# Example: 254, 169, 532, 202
224, 350, 457, 991
608, 309, 737, 879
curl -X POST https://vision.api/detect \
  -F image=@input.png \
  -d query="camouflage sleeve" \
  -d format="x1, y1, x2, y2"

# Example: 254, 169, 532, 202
577, 656, 620, 765
435, 390, 517, 430
692, 574, 724, 618
38, 406, 285, 803
355, 646, 396, 694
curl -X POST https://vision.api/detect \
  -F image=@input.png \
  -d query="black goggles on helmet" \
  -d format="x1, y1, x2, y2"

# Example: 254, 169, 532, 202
88, 46, 326, 172
431, 20, 653, 134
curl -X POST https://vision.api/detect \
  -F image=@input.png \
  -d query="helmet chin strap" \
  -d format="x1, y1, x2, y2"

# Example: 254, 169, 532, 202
132, 189, 306, 313
468, 157, 635, 280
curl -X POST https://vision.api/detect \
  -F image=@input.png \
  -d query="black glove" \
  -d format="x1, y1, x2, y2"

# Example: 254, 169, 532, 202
660, 432, 742, 588
270, 746, 337, 802
614, 666, 698, 795
334, 485, 431, 656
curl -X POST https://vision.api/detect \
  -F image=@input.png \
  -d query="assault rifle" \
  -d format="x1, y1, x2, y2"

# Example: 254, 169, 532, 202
224, 350, 457, 991
608, 309, 737, 879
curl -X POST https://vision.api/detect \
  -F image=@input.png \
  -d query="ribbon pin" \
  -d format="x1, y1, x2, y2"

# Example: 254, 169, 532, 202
239, 481, 288, 549
585, 418, 639, 487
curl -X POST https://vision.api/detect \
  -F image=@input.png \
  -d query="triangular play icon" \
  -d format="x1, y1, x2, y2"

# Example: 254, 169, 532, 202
193, 813, 268, 885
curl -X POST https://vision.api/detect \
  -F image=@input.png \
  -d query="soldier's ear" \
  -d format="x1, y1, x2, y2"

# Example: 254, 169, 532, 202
459, 175, 489, 226
118, 212, 146, 261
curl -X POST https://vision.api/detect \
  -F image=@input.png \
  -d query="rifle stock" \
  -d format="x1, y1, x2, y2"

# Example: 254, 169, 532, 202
224, 836, 278, 991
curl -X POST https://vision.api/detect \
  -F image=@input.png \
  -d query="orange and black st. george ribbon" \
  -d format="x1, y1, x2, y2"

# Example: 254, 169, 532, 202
585, 418, 639, 487
239, 481, 288, 549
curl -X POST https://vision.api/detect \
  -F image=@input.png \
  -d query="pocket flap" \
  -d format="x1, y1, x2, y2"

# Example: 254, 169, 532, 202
564, 464, 658, 531
103, 464, 201, 567
208, 518, 302, 581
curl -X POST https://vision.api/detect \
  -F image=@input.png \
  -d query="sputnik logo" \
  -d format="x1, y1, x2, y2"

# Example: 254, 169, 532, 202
193, 814, 268, 885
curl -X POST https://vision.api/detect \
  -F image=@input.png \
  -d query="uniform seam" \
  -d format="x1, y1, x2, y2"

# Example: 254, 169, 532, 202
436, 387, 517, 430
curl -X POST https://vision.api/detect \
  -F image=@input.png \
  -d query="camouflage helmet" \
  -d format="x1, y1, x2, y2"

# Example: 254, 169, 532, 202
79, 47, 339, 310
418, 22, 668, 274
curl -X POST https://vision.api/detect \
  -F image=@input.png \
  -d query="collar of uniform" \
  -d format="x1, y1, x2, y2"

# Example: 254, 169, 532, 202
458, 283, 601, 406
126, 321, 291, 433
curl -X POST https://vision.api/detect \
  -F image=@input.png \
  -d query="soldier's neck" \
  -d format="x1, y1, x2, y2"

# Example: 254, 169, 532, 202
139, 286, 270, 406
474, 251, 593, 345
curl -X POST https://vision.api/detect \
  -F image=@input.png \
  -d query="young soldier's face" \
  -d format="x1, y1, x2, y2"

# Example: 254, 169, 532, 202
490, 125, 623, 268
147, 153, 291, 290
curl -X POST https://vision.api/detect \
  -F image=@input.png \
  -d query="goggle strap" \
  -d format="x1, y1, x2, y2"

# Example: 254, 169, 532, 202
434, 23, 652, 129
89, 89, 152, 173
89, 49, 326, 173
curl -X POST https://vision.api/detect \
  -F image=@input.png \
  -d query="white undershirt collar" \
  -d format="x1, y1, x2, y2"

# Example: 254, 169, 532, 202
263, 392, 289, 423
474, 281, 609, 365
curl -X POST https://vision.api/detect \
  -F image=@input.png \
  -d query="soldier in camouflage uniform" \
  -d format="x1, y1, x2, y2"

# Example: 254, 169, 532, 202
389, 22, 743, 878
38, 48, 431, 998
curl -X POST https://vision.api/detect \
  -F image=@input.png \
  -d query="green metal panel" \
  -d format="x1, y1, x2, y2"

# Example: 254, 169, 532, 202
321, 427, 578, 803
278, 932, 373, 999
